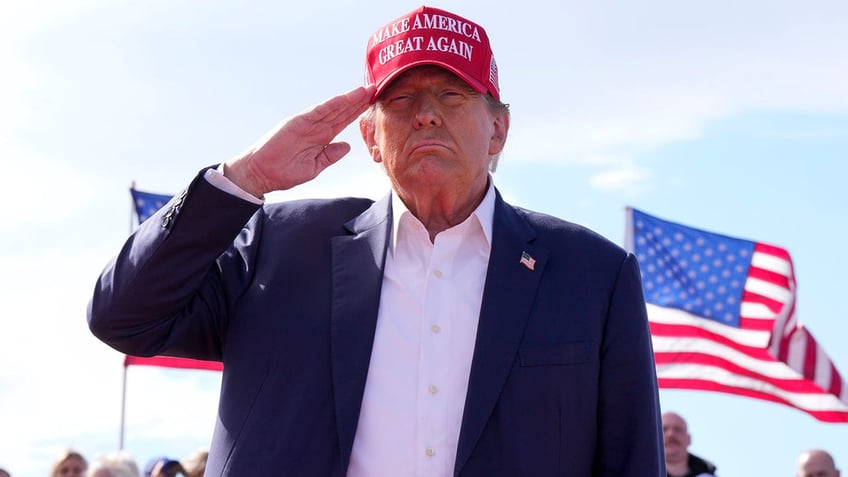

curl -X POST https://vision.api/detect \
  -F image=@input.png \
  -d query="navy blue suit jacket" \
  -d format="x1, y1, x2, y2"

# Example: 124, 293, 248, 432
89, 171, 665, 476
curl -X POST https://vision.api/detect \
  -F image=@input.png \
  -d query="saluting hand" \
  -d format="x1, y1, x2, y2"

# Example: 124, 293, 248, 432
224, 86, 376, 198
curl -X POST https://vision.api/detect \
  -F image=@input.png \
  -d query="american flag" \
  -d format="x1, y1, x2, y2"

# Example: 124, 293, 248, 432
626, 207, 848, 422
519, 251, 536, 271
130, 188, 172, 224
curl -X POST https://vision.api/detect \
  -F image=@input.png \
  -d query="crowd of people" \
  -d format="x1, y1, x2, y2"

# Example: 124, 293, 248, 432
0, 448, 207, 477
0, 434, 840, 476
662, 410, 841, 477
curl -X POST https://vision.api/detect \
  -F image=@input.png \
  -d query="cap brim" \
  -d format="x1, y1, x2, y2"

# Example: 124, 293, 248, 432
371, 60, 489, 103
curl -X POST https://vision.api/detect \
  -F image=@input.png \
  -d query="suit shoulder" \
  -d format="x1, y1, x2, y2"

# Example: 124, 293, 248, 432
262, 197, 375, 225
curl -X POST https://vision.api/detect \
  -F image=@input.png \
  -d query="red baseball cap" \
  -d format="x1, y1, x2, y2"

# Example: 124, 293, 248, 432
364, 6, 500, 102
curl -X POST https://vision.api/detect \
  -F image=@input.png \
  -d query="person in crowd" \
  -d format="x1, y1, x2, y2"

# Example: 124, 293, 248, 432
88, 5, 664, 475
662, 411, 717, 477
142, 458, 184, 477
49, 450, 87, 477
179, 450, 207, 477
797, 449, 841, 477
86, 451, 140, 477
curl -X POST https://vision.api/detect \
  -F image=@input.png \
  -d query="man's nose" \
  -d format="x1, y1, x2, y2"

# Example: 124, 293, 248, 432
413, 95, 442, 128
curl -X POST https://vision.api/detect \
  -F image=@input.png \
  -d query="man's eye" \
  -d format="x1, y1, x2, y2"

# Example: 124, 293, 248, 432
441, 89, 469, 102
386, 94, 413, 104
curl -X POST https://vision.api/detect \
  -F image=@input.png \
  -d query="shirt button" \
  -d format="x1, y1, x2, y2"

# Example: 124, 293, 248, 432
430, 324, 441, 333
433, 270, 443, 278
428, 384, 439, 394
425, 447, 436, 457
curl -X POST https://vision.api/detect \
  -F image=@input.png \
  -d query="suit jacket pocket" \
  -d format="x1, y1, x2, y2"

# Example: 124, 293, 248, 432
518, 342, 592, 367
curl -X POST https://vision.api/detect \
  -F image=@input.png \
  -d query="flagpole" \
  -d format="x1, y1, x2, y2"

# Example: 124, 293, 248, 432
119, 181, 136, 451
119, 362, 127, 450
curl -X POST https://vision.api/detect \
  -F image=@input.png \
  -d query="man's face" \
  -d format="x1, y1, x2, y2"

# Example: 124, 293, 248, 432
661, 412, 691, 461
798, 452, 840, 477
361, 65, 508, 204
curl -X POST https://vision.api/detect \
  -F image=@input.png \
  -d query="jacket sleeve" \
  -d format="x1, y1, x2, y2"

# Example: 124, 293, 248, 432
596, 252, 666, 476
87, 169, 262, 361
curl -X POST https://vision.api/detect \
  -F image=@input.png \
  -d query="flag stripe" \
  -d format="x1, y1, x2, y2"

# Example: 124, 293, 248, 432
647, 305, 770, 347
652, 337, 800, 380
656, 364, 848, 412
657, 378, 848, 423
124, 355, 223, 371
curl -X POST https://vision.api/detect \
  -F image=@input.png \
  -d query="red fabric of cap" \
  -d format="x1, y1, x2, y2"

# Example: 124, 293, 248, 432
364, 6, 500, 102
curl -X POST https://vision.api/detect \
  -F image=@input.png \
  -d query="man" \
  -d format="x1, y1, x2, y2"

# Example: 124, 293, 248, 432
797, 449, 841, 477
144, 458, 184, 477
88, 6, 664, 476
662, 411, 717, 477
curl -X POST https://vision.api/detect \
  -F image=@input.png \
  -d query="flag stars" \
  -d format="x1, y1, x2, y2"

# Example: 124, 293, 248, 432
631, 210, 756, 328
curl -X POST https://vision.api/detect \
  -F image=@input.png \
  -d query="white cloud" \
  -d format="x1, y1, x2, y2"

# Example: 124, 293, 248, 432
588, 163, 652, 193
0, 145, 95, 229
495, 0, 847, 189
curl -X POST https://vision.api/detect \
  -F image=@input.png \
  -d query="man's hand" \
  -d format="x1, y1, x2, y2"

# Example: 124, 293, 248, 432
224, 86, 376, 198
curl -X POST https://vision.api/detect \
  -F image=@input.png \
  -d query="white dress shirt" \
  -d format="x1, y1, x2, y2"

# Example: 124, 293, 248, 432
348, 182, 494, 477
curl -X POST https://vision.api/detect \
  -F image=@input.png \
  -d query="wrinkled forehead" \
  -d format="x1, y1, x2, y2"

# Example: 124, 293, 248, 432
380, 65, 475, 93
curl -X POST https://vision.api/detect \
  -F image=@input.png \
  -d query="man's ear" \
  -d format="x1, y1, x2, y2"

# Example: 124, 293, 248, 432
488, 111, 510, 155
359, 115, 382, 163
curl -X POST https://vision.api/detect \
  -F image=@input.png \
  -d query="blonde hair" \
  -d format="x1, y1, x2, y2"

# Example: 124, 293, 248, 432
85, 451, 140, 477
180, 449, 208, 477
49, 450, 88, 477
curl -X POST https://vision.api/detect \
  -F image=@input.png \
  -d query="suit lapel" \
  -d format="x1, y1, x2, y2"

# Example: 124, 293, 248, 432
330, 194, 391, 470
454, 193, 549, 473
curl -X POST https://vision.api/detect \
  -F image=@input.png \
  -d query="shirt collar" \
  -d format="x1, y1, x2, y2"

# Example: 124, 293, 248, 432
389, 176, 496, 252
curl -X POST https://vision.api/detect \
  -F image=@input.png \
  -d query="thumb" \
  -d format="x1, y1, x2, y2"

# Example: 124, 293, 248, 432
318, 142, 352, 167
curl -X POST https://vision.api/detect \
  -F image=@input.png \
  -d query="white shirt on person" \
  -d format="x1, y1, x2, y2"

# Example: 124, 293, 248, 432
347, 181, 494, 477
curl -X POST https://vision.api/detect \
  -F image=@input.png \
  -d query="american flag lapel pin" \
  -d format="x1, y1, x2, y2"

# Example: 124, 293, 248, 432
519, 251, 536, 271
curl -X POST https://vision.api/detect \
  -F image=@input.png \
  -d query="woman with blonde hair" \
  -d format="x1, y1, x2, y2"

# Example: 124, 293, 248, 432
49, 450, 87, 477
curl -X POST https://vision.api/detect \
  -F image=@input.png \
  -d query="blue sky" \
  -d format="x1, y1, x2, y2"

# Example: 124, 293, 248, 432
1, 0, 846, 475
